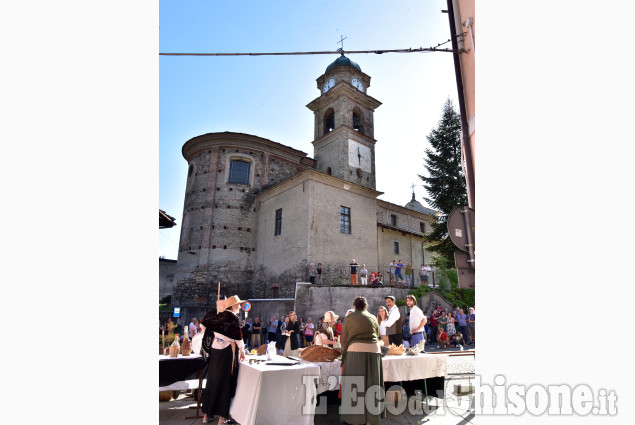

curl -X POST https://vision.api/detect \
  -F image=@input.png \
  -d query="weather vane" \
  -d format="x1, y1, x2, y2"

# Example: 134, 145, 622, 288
337, 35, 347, 53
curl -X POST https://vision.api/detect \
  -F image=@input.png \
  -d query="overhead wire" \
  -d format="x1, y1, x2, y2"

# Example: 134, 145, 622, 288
159, 36, 468, 57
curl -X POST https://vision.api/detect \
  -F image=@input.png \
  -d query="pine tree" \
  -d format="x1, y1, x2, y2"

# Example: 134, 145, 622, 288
419, 99, 468, 264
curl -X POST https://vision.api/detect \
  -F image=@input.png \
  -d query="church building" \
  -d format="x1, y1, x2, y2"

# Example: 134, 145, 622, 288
171, 55, 438, 310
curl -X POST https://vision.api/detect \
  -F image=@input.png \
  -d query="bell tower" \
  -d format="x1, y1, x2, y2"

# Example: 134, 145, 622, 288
306, 55, 382, 189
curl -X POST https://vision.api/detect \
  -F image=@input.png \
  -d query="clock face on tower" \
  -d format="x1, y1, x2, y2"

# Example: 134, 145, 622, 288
322, 78, 335, 93
351, 78, 365, 92
348, 139, 371, 172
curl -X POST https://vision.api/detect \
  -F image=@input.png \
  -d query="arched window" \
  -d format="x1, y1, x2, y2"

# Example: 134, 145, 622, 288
353, 111, 365, 135
228, 160, 250, 184
326, 167, 332, 175
323, 109, 335, 134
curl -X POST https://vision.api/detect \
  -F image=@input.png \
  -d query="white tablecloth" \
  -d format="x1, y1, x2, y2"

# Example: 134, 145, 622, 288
230, 355, 321, 425
159, 378, 207, 392
381, 353, 448, 382
307, 353, 448, 394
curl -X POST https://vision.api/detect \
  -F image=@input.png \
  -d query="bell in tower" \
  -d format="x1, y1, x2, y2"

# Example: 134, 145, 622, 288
306, 54, 382, 189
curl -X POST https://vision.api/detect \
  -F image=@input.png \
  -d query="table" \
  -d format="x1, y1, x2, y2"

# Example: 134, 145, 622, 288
307, 353, 448, 394
159, 354, 209, 419
158, 354, 207, 388
230, 355, 320, 425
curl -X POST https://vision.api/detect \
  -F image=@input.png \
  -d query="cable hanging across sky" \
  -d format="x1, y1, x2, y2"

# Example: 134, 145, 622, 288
159, 35, 467, 56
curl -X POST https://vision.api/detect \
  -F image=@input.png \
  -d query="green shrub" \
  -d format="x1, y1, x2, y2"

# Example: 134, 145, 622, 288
407, 254, 475, 311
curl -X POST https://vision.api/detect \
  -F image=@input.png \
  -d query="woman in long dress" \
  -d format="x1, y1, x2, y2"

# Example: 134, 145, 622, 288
283, 311, 301, 356
200, 296, 246, 425
340, 296, 386, 425
376, 306, 389, 347
446, 312, 456, 336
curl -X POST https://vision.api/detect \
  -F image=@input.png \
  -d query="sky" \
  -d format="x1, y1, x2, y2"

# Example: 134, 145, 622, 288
159, 0, 460, 260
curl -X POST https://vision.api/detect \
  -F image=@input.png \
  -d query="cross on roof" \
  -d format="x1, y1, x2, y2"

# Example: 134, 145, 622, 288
337, 35, 347, 52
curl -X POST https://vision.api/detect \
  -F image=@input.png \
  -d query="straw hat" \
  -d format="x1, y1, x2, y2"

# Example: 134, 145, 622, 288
225, 295, 246, 308
324, 311, 339, 323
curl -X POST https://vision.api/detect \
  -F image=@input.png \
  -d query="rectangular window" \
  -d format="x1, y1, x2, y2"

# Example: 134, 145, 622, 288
390, 214, 397, 226
340, 206, 351, 234
394, 241, 400, 254
228, 160, 250, 184
274, 209, 282, 236
420, 222, 425, 232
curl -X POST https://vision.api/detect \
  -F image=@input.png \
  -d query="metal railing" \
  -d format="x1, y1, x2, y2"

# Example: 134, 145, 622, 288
304, 264, 436, 288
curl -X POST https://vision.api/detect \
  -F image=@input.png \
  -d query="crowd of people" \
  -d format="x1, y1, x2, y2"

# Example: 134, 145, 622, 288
424, 304, 476, 348
229, 313, 347, 353
160, 296, 475, 424
305, 259, 435, 288
160, 302, 476, 353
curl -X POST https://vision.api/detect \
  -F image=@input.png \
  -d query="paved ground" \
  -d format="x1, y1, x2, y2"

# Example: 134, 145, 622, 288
159, 345, 476, 425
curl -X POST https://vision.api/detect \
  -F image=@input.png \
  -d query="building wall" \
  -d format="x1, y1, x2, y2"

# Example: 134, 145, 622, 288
255, 179, 311, 275
159, 258, 177, 301
306, 177, 379, 268
377, 228, 431, 275
173, 133, 312, 305
375, 201, 436, 276
255, 171, 381, 286
454, 0, 475, 207
293, 283, 411, 324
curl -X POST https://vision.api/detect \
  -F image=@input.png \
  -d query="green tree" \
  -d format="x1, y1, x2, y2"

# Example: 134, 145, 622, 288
419, 99, 468, 264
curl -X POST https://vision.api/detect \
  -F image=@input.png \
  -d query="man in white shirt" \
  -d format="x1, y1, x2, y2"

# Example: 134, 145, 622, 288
406, 295, 426, 347
384, 296, 402, 345
388, 260, 397, 285
422, 264, 432, 287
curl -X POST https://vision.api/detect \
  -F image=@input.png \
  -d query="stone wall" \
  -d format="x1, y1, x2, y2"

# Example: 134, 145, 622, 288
172, 133, 314, 309
239, 298, 296, 329
171, 263, 303, 309
159, 258, 177, 301
164, 285, 457, 329
293, 283, 412, 322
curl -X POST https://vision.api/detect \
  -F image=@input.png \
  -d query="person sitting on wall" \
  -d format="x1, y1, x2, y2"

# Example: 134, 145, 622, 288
437, 326, 450, 349
452, 331, 465, 347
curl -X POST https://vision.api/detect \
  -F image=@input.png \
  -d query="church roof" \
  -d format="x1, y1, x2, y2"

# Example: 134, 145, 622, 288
404, 193, 438, 216
325, 54, 361, 73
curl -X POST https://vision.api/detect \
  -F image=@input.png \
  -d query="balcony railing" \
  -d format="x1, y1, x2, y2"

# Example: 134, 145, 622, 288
304, 264, 436, 288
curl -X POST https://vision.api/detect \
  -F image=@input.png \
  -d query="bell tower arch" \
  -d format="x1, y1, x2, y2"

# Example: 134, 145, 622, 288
307, 55, 382, 189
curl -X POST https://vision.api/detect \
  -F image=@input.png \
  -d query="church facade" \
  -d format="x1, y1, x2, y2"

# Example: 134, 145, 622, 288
171, 55, 438, 309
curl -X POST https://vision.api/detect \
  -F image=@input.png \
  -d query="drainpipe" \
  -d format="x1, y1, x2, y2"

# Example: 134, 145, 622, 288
446, 0, 475, 210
